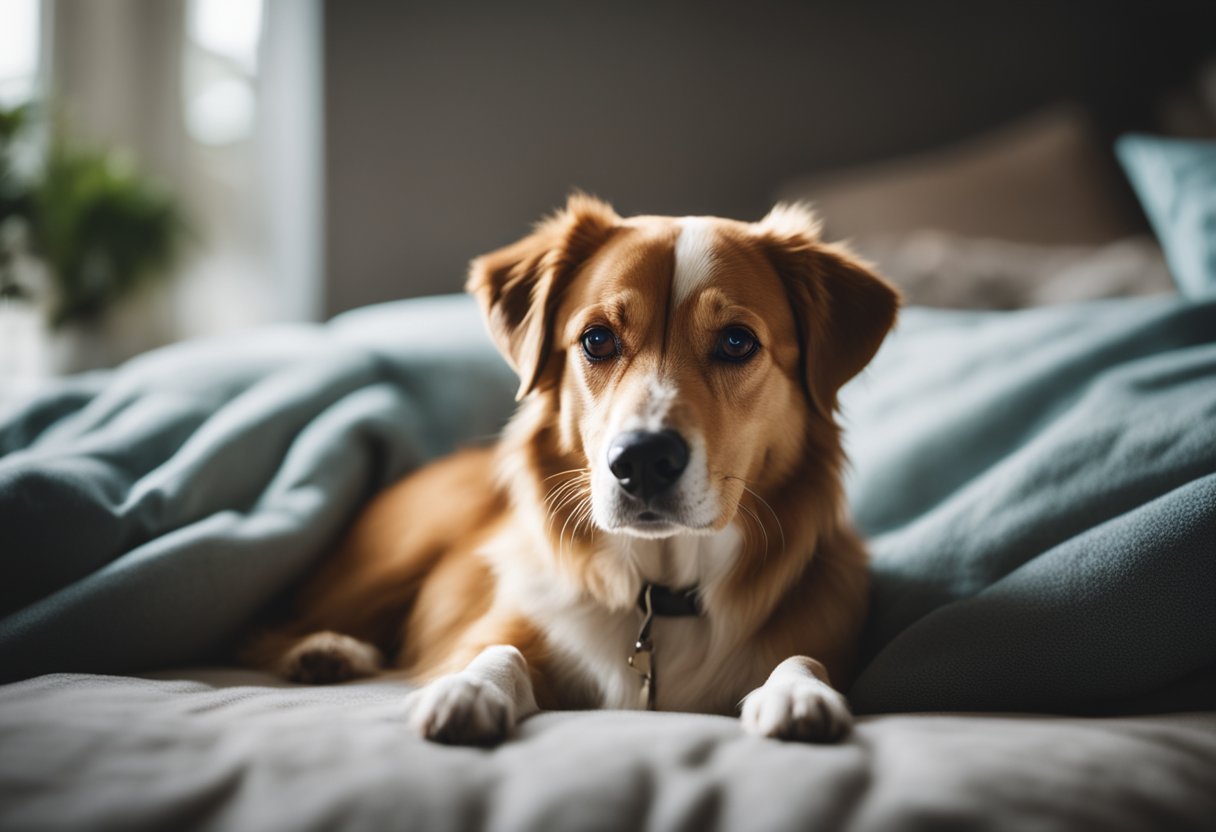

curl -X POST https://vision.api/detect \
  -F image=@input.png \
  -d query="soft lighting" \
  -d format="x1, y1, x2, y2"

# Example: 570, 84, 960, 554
184, 0, 263, 146
0, 0, 39, 106
188, 0, 263, 73
187, 77, 257, 146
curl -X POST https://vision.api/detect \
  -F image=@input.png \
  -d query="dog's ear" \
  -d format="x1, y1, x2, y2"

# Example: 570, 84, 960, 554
467, 193, 619, 399
754, 203, 900, 415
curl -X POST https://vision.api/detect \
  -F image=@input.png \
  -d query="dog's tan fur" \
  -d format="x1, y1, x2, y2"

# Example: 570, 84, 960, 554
241, 196, 898, 743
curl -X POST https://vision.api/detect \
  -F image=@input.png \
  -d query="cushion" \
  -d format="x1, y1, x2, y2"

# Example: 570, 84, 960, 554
846, 231, 1173, 309
1116, 134, 1216, 298
778, 107, 1140, 245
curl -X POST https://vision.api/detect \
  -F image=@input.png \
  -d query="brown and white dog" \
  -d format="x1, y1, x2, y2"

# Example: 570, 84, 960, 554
242, 195, 899, 744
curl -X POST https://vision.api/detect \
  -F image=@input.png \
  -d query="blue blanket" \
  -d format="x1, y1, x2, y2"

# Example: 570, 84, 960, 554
2, 294, 1214, 714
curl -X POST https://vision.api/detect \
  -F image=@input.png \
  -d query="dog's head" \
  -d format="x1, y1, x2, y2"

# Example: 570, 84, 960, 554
469, 195, 898, 541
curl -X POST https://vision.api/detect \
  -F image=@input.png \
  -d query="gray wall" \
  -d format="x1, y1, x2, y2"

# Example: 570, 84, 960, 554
323, 0, 1214, 315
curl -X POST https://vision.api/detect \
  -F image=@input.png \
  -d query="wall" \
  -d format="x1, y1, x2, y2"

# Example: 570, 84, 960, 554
323, 0, 1216, 314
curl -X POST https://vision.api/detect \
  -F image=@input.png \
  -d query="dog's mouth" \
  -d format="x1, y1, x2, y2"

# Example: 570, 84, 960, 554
626, 509, 681, 536
610, 507, 718, 539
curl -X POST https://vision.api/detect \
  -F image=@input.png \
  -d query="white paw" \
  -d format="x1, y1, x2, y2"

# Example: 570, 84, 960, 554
406, 673, 516, 746
740, 677, 853, 743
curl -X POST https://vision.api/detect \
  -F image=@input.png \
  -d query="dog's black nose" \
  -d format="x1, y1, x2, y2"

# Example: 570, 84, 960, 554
607, 430, 690, 501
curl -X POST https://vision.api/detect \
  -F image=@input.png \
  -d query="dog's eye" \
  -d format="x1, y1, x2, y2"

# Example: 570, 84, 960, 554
714, 326, 759, 362
581, 326, 619, 361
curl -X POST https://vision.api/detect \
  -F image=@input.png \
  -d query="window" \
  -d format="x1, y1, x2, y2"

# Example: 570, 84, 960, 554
0, 0, 41, 107
184, 0, 264, 146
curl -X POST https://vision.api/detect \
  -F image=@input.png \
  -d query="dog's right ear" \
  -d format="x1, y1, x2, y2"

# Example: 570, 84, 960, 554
468, 193, 619, 399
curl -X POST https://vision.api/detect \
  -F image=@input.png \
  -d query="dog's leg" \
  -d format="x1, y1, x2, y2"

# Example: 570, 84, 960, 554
405, 645, 539, 746
739, 656, 853, 742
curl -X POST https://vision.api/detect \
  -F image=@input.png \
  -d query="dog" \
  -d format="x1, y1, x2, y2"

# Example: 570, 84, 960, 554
241, 195, 899, 745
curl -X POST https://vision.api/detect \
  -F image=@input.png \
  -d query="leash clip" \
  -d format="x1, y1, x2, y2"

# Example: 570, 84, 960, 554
628, 584, 656, 710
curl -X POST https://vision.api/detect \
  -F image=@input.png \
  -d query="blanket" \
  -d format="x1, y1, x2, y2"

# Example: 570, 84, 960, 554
3, 671, 1214, 832
2, 294, 1214, 714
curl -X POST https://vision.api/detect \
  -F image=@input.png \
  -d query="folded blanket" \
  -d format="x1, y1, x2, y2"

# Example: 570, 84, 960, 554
2, 293, 1214, 715
0, 298, 518, 682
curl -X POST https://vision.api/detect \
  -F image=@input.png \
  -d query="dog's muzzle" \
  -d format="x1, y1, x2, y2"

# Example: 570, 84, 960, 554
607, 430, 689, 503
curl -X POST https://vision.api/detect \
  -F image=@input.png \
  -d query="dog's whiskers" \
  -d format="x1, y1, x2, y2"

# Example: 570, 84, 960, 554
543, 468, 591, 484
738, 502, 767, 558
733, 503, 753, 554
722, 475, 786, 556
543, 471, 589, 504
544, 479, 587, 512
546, 495, 585, 541
543, 472, 591, 541
556, 496, 596, 563
742, 485, 786, 555
571, 499, 596, 547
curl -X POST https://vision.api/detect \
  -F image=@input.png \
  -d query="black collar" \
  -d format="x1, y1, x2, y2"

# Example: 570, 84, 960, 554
638, 582, 703, 617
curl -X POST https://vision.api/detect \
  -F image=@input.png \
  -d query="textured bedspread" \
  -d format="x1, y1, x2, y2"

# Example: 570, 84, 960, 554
1, 671, 1214, 832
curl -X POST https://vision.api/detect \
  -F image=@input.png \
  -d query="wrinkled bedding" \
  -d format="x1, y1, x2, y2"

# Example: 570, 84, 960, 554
2, 292, 1215, 830
1, 671, 1214, 832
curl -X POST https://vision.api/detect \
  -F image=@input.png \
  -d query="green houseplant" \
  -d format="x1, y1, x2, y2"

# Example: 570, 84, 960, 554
0, 103, 187, 330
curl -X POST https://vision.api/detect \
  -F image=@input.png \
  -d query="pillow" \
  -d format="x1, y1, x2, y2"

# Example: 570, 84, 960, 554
777, 107, 1141, 245
852, 231, 1173, 309
1116, 135, 1216, 298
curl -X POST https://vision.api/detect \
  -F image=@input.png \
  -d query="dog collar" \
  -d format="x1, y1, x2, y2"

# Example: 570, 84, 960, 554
627, 583, 703, 710
637, 583, 702, 617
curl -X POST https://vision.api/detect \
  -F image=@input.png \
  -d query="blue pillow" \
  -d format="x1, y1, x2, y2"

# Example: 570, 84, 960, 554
1116, 135, 1216, 298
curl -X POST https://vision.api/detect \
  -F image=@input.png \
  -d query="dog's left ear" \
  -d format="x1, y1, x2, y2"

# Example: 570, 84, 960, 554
754, 203, 901, 415
468, 193, 619, 399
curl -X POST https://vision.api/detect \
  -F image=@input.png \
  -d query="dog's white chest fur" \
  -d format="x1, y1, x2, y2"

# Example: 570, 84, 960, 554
499, 524, 758, 713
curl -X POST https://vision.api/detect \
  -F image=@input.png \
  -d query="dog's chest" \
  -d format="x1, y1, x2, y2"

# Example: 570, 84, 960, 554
541, 598, 751, 713
526, 527, 758, 714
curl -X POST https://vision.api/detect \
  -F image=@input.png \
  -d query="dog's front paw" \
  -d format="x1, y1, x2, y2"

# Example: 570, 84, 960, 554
282, 631, 382, 684
406, 674, 515, 746
740, 677, 853, 743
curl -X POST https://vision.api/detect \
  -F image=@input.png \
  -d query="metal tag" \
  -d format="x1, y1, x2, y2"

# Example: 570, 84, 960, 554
628, 585, 657, 710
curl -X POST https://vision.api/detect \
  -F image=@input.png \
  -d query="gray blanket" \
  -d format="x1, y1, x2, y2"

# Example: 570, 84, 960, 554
2, 294, 1216, 716
1, 671, 1214, 832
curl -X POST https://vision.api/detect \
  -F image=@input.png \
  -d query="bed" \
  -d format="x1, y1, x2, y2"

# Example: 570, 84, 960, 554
3, 132, 1216, 829
2, 285, 1214, 830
